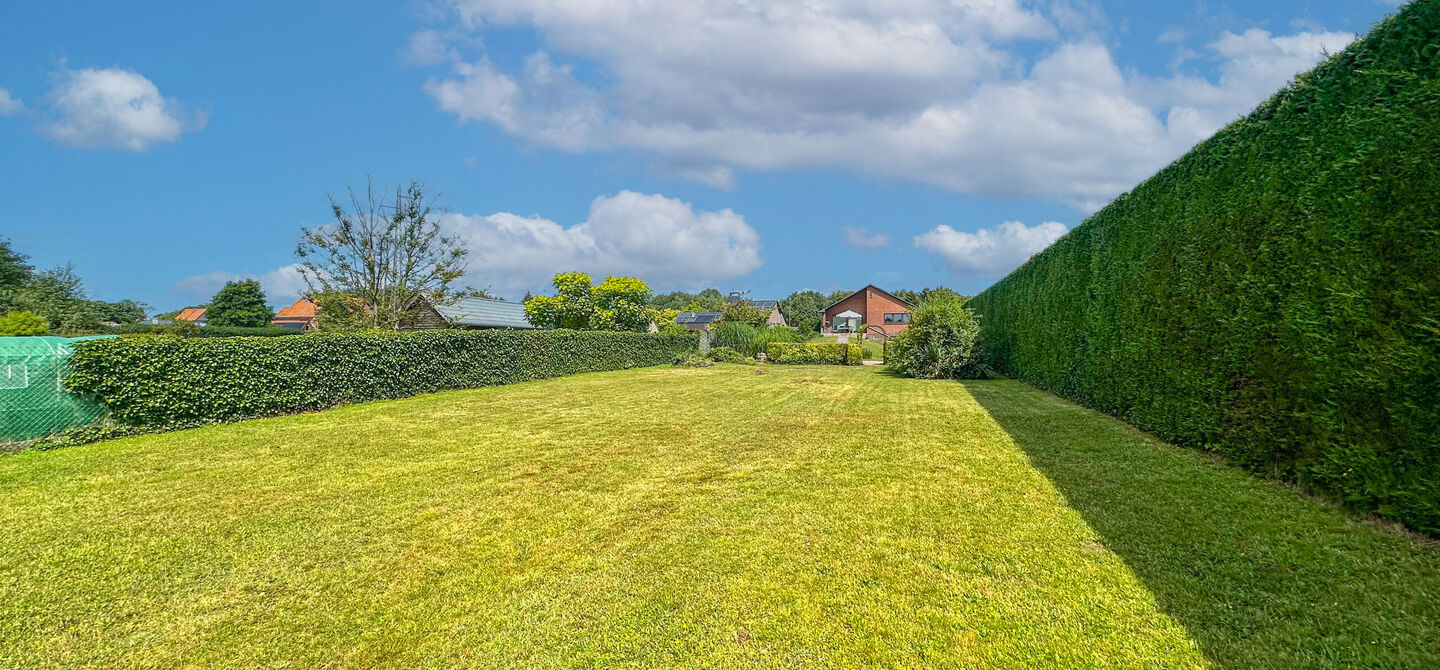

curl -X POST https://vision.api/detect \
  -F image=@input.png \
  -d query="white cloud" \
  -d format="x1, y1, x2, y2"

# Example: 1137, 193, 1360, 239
913, 220, 1068, 277
419, 2, 1353, 208
1141, 29, 1354, 145
841, 226, 891, 250
42, 66, 206, 151
444, 190, 762, 296
172, 264, 308, 305
0, 88, 23, 117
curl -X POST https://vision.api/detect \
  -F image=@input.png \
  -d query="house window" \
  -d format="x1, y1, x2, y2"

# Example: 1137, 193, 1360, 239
883, 313, 911, 325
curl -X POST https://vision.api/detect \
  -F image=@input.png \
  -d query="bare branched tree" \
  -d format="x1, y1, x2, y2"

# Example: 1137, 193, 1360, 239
295, 178, 468, 329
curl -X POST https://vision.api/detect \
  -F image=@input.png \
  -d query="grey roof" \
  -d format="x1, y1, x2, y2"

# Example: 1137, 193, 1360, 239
675, 311, 723, 324
433, 297, 535, 329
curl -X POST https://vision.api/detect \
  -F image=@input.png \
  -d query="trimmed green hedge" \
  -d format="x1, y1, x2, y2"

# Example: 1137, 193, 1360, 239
969, 1, 1440, 533
67, 330, 697, 427
766, 342, 863, 365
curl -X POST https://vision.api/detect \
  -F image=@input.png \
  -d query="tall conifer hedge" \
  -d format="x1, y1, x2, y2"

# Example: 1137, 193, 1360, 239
969, 1, 1440, 532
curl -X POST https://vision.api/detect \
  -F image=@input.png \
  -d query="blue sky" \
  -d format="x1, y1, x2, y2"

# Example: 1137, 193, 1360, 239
0, 0, 1404, 311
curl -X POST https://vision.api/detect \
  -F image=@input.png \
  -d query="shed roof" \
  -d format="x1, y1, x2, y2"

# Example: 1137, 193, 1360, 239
675, 312, 723, 324
273, 299, 317, 319
175, 308, 207, 322
432, 296, 535, 329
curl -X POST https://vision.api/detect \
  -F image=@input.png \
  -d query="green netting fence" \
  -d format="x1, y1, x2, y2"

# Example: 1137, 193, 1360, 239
1, 336, 114, 445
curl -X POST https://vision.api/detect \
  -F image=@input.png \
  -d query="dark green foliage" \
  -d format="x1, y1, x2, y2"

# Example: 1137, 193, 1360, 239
766, 342, 862, 365
891, 287, 962, 306
66, 330, 697, 427
968, 1, 1440, 533
0, 244, 149, 334
779, 290, 826, 332
886, 296, 988, 379
115, 323, 303, 338
0, 238, 34, 314
206, 280, 274, 328
721, 299, 770, 327
651, 288, 725, 312
704, 346, 746, 363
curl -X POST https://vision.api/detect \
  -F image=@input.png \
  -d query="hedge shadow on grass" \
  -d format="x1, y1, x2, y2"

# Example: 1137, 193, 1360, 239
962, 379, 1440, 669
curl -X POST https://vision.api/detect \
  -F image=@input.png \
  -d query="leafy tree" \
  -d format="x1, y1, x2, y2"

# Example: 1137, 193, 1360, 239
894, 287, 967, 305
651, 288, 725, 311
592, 276, 654, 331
0, 240, 149, 335
695, 289, 726, 311
779, 290, 826, 333
206, 279, 274, 327
885, 294, 988, 379
0, 311, 48, 336
312, 291, 371, 332
295, 179, 468, 330
653, 308, 680, 330
92, 299, 149, 325
826, 289, 853, 305
0, 238, 34, 314
721, 298, 770, 327
16, 265, 103, 334
524, 272, 655, 331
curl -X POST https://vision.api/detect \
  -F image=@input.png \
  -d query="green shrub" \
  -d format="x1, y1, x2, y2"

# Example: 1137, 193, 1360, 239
766, 342, 862, 365
673, 353, 714, 368
712, 321, 760, 355
0, 311, 49, 336
658, 324, 694, 338
968, 0, 1440, 533
886, 295, 988, 379
67, 330, 697, 428
705, 346, 746, 363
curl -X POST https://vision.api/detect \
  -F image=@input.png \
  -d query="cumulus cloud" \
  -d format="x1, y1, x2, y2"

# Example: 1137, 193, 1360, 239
445, 190, 762, 296
418, 1, 1353, 208
42, 66, 206, 150
0, 88, 23, 117
913, 220, 1068, 277
172, 264, 309, 305
841, 226, 891, 250
1140, 29, 1354, 144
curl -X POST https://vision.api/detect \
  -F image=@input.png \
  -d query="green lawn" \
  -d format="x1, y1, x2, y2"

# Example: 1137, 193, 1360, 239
2, 366, 1437, 668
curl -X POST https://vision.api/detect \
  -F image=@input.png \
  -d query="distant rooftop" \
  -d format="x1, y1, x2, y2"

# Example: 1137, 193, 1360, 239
433, 296, 534, 329
675, 312, 723, 325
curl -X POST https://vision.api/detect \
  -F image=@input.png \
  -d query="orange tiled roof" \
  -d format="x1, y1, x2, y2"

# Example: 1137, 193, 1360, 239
274, 299, 317, 319
175, 307, 206, 322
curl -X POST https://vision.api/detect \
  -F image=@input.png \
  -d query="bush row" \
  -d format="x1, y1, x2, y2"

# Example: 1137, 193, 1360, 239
968, 1, 1440, 533
67, 330, 697, 427
766, 342, 863, 365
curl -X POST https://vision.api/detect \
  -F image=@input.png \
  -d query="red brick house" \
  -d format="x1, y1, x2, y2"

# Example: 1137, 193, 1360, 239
820, 285, 914, 340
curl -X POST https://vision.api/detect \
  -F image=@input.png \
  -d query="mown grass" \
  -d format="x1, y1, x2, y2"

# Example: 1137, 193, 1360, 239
1, 366, 1436, 668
